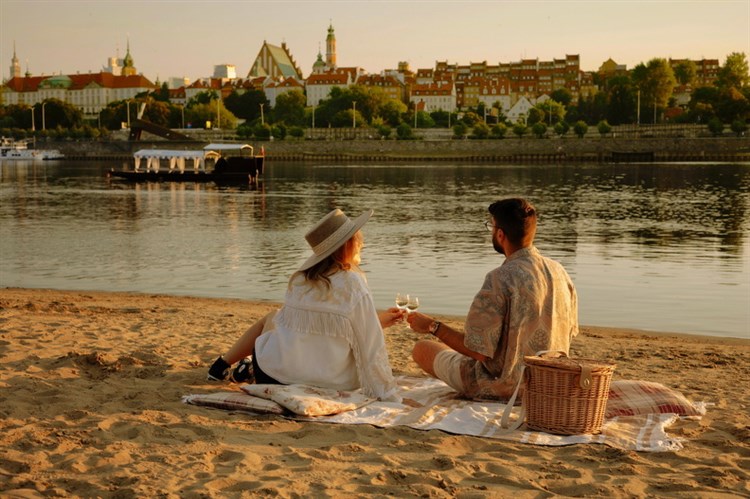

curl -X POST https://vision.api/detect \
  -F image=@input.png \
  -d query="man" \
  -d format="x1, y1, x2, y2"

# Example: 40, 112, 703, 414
407, 198, 578, 400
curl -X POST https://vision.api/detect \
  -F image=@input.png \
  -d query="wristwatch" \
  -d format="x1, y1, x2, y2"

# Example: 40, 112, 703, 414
429, 321, 441, 336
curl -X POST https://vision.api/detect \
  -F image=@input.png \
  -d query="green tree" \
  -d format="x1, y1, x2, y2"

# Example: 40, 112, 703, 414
396, 122, 413, 139
550, 88, 573, 107
673, 60, 697, 86
379, 99, 407, 127
452, 122, 468, 138
531, 122, 547, 138
224, 89, 268, 122
573, 120, 588, 138
731, 119, 748, 137
273, 90, 306, 126
35, 98, 83, 129
716, 52, 749, 89
472, 122, 490, 139
631, 58, 676, 123
188, 90, 218, 106
715, 87, 750, 123
526, 107, 544, 125
461, 111, 480, 126
554, 120, 570, 137
512, 123, 527, 138
606, 75, 637, 125
597, 120, 612, 136
490, 123, 507, 139
707, 117, 724, 136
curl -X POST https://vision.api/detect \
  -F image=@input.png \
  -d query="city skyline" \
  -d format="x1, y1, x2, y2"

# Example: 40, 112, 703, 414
1, 0, 748, 83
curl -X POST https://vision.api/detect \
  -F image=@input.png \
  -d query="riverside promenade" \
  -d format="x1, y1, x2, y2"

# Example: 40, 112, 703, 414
46, 127, 750, 163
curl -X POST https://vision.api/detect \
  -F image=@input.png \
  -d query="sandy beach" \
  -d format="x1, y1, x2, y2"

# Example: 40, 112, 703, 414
0, 287, 748, 498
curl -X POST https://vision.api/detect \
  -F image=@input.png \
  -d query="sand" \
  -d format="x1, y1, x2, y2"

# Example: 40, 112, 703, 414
0, 287, 748, 498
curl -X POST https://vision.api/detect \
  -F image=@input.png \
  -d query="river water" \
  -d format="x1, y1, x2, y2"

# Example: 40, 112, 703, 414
1, 159, 748, 339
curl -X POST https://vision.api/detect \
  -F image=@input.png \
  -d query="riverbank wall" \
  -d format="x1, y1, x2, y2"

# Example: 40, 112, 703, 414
46, 134, 750, 163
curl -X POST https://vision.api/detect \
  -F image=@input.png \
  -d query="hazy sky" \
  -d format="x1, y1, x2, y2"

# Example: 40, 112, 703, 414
1, 0, 748, 82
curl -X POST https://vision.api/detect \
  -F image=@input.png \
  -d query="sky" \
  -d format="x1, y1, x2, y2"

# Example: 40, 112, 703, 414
1, 0, 749, 83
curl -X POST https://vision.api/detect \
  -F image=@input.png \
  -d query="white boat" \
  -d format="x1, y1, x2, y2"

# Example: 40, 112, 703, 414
0, 137, 65, 161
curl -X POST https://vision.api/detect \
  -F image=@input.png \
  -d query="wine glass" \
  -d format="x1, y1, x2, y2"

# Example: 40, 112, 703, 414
395, 292, 408, 311
406, 295, 419, 313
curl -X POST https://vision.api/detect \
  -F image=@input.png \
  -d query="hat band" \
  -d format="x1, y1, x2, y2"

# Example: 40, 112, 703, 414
311, 220, 355, 256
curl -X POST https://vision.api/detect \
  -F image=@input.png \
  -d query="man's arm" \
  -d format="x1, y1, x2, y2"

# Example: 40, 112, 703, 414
406, 312, 490, 362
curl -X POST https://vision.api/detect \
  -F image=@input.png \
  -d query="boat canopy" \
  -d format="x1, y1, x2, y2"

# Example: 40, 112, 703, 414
204, 143, 254, 159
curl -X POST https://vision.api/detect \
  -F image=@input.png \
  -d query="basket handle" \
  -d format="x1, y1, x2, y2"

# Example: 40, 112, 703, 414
500, 366, 526, 431
534, 350, 568, 358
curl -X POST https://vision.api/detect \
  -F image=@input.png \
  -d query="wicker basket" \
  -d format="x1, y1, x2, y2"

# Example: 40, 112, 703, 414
523, 352, 616, 435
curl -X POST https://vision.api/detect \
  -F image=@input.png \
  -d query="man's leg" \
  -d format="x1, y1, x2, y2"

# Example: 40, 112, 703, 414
412, 339, 452, 377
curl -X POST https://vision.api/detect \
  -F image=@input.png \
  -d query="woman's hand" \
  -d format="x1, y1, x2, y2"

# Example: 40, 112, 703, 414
378, 307, 406, 329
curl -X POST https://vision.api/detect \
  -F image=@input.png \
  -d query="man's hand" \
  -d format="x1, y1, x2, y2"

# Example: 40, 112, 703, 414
379, 307, 407, 329
406, 311, 435, 334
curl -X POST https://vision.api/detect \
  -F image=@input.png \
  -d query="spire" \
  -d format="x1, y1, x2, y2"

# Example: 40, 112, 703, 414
325, 21, 336, 69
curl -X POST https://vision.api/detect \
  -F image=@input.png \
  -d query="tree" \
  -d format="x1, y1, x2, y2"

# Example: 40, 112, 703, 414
573, 120, 588, 138
631, 58, 676, 123
472, 122, 490, 139
512, 123, 527, 138
554, 120, 570, 137
490, 123, 507, 139
36, 98, 83, 129
716, 52, 749, 89
597, 120, 612, 136
526, 107, 544, 125
452, 122, 468, 139
731, 119, 748, 137
379, 99, 407, 127
461, 111, 480, 126
224, 89, 268, 122
673, 60, 697, 86
150, 82, 170, 102
707, 117, 724, 136
606, 75, 637, 125
531, 122, 547, 138
273, 90, 306, 126
550, 88, 573, 107
396, 123, 413, 139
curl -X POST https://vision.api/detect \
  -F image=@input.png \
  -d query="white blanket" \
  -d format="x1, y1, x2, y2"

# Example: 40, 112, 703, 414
185, 376, 698, 452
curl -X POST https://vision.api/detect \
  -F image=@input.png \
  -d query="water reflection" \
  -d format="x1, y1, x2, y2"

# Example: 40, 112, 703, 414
0, 159, 748, 338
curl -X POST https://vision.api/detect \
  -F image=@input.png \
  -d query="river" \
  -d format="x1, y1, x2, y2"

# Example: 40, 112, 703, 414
1, 159, 748, 339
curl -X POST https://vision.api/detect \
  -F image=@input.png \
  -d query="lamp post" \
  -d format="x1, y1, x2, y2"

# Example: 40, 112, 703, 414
127, 101, 131, 128
352, 101, 356, 129
180, 105, 185, 129
312, 104, 315, 129
42, 102, 47, 130
30, 107, 35, 131
260, 103, 265, 125
636, 89, 641, 126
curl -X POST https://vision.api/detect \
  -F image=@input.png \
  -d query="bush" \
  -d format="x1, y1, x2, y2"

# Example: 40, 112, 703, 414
254, 123, 272, 140
490, 123, 507, 139
396, 123, 413, 140
512, 123, 527, 138
573, 120, 588, 138
597, 120, 612, 137
452, 122, 468, 139
730, 119, 748, 137
554, 121, 570, 137
376, 125, 392, 139
707, 117, 724, 137
288, 126, 304, 138
531, 122, 547, 138
271, 124, 287, 140
471, 122, 490, 139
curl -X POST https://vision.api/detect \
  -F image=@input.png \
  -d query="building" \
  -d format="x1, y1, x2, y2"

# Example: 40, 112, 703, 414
410, 82, 456, 113
247, 41, 302, 80
213, 64, 237, 79
305, 72, 350, 106
356, 74, 405, 102
265, 76, 305, 107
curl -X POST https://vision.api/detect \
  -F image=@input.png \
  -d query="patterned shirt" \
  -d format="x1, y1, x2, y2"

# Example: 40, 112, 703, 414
459, 246, 579, 400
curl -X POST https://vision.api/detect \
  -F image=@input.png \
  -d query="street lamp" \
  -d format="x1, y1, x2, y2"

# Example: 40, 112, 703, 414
126, 101, 131, 128
352, 101, 356, 129
30, 107, 35, 131
42, 102, 47, 130
180, 105, 185, 129
260, 103, 265, 125
312, 104, 316, 129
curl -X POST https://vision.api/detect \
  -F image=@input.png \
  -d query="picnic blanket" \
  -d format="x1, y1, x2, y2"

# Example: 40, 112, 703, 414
183, 376, 707, 452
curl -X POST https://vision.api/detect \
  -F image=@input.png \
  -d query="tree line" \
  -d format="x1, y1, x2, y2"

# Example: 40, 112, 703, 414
1, 52, 747, 140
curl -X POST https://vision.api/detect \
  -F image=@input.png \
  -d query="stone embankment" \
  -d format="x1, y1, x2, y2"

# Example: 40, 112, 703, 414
47, 134, 749, 163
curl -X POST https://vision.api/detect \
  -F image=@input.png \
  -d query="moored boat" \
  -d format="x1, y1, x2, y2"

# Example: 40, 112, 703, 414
108, 143, 265, 184
0, 137, 65, 161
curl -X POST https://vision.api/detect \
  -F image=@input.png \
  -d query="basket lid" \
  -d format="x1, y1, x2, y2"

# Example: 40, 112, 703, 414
523, 354, 615, 373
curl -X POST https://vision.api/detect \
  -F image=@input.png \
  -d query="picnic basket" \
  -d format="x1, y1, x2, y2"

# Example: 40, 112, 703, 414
522, 351, 616, 435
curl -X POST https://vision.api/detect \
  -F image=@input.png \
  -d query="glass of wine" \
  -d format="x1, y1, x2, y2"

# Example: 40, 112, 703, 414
395, 292, 408, 311
406, 295, 419, 313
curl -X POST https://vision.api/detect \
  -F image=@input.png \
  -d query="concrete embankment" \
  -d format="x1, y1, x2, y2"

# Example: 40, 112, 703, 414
48, 136, 750, 163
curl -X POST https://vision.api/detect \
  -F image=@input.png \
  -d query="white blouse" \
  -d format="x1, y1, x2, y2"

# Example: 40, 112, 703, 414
254, 270, 400, 402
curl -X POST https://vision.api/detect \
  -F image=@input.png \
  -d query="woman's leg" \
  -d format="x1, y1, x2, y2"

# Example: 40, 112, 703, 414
222, 311, 276, 364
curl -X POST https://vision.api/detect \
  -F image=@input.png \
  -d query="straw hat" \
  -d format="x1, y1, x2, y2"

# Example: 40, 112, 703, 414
298, 208, 373, 271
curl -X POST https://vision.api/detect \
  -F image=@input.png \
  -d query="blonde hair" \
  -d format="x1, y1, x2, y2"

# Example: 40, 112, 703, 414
292, 231, 363, 289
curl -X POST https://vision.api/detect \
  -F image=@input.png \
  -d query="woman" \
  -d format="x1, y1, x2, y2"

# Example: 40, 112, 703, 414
207, 208, 404, 402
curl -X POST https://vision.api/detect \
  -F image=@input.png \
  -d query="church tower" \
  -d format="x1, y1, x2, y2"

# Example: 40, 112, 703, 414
9, 41, 21, 80
122, 39, 137, 76
325, 22, 337, 69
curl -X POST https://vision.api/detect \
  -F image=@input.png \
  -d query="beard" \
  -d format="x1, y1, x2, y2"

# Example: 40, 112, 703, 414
493, 237, 505, 255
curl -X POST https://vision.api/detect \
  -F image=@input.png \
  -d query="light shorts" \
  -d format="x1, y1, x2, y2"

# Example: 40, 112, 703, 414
433, 349, 467, 393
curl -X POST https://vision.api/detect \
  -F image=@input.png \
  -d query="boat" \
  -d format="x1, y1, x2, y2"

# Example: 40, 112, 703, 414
108, 143, 265, 184
0, 137, 65, 161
